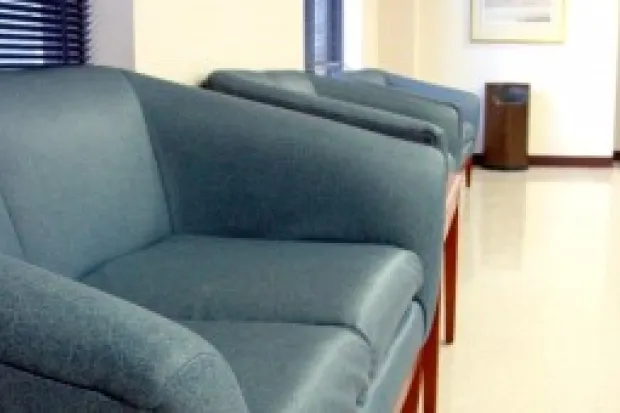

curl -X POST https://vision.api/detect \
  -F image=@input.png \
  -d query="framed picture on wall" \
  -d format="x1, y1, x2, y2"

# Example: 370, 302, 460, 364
471, 0, 566, 43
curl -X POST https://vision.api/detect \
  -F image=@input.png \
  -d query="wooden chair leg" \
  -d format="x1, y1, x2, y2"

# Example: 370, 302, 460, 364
422, 300, 440, 413
465, 159, 473, 188
444, 207, 459, 345
401, 357, 423, 412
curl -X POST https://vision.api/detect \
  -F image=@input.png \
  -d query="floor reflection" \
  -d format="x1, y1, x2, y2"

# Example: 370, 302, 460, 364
439, 166, 620, 413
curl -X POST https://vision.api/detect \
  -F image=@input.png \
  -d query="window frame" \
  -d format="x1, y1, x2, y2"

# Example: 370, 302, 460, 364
304, 0, 344, 76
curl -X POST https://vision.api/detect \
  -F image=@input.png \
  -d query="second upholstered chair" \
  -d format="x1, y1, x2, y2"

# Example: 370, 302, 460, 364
339, 69, 481, 186
203, 70, 467, 173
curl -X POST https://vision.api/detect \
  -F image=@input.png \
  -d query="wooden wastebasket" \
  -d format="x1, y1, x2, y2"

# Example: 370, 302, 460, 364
483, 83, 531, 170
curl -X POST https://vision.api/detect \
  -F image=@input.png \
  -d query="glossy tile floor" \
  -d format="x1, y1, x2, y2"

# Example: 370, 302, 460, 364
438, 166, 620, 413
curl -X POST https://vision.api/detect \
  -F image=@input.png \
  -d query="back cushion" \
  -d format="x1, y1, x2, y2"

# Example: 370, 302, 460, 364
341, 70, 389, 87
0, 194, 22, 258
266, 72, 317, 95
221, 71, 318, 96
0, 67, 170, 277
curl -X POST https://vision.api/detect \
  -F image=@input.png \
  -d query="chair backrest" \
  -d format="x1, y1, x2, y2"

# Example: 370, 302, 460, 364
0, 67, 171, 277
343, 69, 481, 134
338, 69, 389, 87
207, 70, 318, 96
263, 71, 318, 95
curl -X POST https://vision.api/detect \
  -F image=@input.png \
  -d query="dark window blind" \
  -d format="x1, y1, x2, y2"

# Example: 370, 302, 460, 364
0, 0, 89, 70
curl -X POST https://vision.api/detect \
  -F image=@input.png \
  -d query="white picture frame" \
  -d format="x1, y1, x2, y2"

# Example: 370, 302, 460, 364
471, 0, 566, 44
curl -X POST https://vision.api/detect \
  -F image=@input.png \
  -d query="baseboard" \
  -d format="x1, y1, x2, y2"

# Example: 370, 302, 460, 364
614, 151, 620, 162
472, 154, 613, 168
528, 156, 613, 167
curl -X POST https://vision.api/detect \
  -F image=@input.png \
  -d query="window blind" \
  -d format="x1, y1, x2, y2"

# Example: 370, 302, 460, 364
0, 0, 89, 70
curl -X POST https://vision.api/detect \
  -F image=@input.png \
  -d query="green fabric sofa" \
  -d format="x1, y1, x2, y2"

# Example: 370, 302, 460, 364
203, 70, 468, 172
0, 67, 446, 412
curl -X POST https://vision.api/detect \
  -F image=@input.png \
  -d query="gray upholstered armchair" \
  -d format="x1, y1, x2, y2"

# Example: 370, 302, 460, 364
0, 67, 446, 412
339, 69, 481, 185
203, 70, 468, 172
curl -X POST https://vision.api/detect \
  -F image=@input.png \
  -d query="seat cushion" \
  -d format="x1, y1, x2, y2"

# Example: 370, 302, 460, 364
82, 235, 424, 370
182, 321, 371, 413
359, 303, 425, 413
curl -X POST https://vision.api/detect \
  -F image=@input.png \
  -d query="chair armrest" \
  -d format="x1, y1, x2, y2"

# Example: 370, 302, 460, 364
381, 70, 482, 133
314, 76, 464, 166
0, 254, 247, 413
125, 72, 447, 330
344, 69, 481, 134
204, 71, 449, 157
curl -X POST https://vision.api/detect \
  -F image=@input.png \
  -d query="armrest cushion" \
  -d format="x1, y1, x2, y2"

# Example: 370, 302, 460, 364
343, 69, 481, 134
205, 71, 449, 157
313, 76, 463, 163
126, 72, 447, 330
0, 254, 247, 412
382, 70, 482, 133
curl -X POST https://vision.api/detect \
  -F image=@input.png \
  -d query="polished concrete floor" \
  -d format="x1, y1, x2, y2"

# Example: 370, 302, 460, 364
438, 166, 620, 413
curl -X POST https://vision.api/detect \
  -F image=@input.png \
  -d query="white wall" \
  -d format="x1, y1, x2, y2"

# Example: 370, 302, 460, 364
616, 71, 620, 150
89, 0, 134, 70
616, 17, 620, 152
344, 0, 364, 70
133, 0, 304, 85
416, 0, 619, 157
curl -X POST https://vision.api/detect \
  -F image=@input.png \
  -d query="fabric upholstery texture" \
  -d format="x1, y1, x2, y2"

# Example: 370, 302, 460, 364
0, 363, 137, 413
181, 321, 371, 413
0, 68, 170, 277
360, 303, 424, 413
340, 70, 387, 87
309, 73, 464, 168
341, 69, 481, 159
0, 194, 21, 258
0, 67, 447, 412
342, 69, 481, 134
83, 235, 423, 371
0, 253, 248, 413
126, 71, 446, 331
390, 75, 481, 138
204, 70, 450, 162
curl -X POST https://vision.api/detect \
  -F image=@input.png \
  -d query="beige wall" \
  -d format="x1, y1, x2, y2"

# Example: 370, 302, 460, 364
363, 0, 420, 76
363, 0, 380, 67
376, 0, 417, 76
133, 0, 304, 85
415, 0, 619, 157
